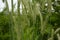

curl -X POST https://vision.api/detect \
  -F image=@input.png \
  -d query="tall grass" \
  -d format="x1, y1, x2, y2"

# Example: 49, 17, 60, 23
1, 0, 60, 40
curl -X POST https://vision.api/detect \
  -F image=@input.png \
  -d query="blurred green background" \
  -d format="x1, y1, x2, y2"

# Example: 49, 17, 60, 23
0, 0, 60, 40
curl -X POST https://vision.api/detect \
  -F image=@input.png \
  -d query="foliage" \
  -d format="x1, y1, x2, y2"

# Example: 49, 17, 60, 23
0, 0, 60, 40
0, 11, 10, 40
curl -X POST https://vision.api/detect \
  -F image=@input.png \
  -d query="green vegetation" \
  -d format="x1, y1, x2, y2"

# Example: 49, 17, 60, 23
0, 0, 60, 40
